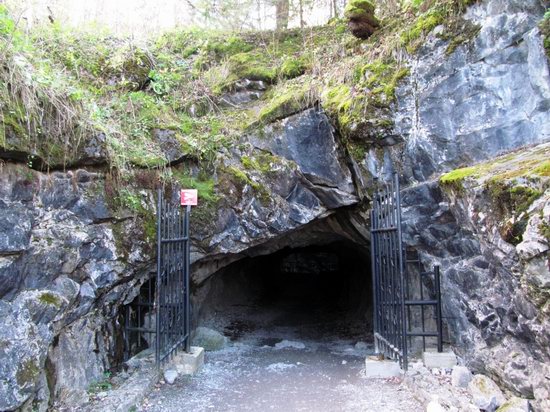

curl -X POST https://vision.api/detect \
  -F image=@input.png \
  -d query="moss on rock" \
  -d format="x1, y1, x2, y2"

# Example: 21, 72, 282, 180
439, 166, 478, 191
344, 0, 376, 18
228, 52, 277, 82
280, 56, 308, 79
258, 82, 314, 123
39, 292, 61, 307
539, 12, 550, 58
344, 0, 380, 39
16, 359, 40, 387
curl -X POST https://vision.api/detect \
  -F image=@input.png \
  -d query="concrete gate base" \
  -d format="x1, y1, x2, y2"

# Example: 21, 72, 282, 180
422, 350, 457, 369
364, 356, 403, 378
168, 346, 205, 376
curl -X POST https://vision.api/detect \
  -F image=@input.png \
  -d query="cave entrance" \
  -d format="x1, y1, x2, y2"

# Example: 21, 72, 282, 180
197, 239, 373, 346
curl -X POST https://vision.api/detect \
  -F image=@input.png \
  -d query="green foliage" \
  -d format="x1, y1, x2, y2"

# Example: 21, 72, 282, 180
439, 166, 478, 190
322, 83, 374, 137
280, 56, 308, 79
539, 220, 550, 242
226, 166, 269, 203
39, 292, 61, 307
228, 52, 277, 82
344, 0, 376, 19
117, 189, 144, 213
258, 82, 313, 123
88, 372, 113, 394
322, 57, 407, 141
241, 153, 280, 174
487, 182, 542, 215
401, 9, 445, 50
348, 141, 368, 162
486, 181, 543, 245
540, 13, 550, 59
361, 60, 409, 100
172, 170, 218, 203
533, 161, 550, 177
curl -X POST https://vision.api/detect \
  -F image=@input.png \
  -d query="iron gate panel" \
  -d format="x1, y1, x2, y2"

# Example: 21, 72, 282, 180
370, 173, 408, 369
370, 174, 444, 371
123, 189, 191, 367
156, 188, 191, 365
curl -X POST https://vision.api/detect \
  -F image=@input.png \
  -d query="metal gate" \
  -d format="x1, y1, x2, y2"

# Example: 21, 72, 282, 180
370, 174, 443, 370
124, 189, 191, 366
370, 174, 408, 369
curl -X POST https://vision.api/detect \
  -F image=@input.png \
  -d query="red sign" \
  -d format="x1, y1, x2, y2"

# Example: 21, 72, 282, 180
180, 189, 198, 206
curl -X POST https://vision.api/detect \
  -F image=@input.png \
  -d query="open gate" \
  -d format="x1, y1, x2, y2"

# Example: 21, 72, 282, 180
370, 174, 408, 369
370, 174, 443, 370
124, 189, 191, 366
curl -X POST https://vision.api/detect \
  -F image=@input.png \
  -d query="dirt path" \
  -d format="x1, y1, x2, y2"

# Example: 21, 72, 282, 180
140, 331, 423, 412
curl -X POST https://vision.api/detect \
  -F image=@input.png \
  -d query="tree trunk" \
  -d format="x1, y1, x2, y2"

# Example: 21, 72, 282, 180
299, 0, 304, 28
275, 0, 289, 30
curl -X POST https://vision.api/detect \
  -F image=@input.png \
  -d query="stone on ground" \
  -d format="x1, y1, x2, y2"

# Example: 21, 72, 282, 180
451, 365, 473, 388
468, 374, 506, 412
426, 397, 446, 412
496, 397, 530, 412
191, 327, 227, 351
423, 351, 457, 369
364, 357, 402, 378
163, 369, 178, 385
274, 340, 306, 350
355, 341, 369, 350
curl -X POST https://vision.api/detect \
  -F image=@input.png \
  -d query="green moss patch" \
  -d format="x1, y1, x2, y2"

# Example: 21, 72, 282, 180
344, 0, 376, 19
280, 56, 308, 79
16, 359, 40, 387
439, 144, 550, 245
258, 82, 315, 124
321, 58, 407, 142
440, 166, 478, 190
228, 52, 277, 83
401, 9, 445, 52
226, 166, 270, 203
539, 12, 550, 58
241, 152, 281, 175
39, 292, 61, 307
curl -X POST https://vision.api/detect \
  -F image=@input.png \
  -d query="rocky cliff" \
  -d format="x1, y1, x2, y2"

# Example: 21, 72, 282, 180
0, 0, 549, 410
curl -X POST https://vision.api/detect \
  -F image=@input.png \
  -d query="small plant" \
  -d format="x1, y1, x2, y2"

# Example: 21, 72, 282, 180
88, 372, 112, 394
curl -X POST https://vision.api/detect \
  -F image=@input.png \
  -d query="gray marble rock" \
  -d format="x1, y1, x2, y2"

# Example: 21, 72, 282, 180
468, 374, 506, 412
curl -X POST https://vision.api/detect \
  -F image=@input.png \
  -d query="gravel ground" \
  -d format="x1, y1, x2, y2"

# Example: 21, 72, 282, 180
140, 310, 424, 412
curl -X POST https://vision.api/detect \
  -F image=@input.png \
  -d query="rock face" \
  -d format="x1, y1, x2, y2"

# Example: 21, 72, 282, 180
451, 366, 473, 388
364, 1, 550, 410
191, 108, 358, 284
1, 0, 550, 410
387, 0, 550, 183
191, 327, 227, 351
0, 107, 360, 410
398, 144, 550, 410
0, 166, 155, 410
468, 374, 506, 412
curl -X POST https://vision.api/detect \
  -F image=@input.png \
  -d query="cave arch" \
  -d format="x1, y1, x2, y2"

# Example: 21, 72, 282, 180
194, 237, 373, 344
